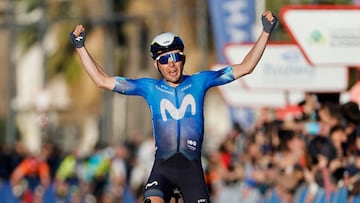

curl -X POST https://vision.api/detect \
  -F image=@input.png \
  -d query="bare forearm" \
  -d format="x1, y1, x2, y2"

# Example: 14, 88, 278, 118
232, 32, 270, 79
231, 11, 277, 79
76, 47, 115, 90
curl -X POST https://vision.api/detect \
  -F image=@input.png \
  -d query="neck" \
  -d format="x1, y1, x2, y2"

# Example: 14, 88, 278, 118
165, 76, 183, 87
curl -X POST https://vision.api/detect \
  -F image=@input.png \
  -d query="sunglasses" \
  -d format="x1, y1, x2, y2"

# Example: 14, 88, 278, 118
156, 52, 185, 64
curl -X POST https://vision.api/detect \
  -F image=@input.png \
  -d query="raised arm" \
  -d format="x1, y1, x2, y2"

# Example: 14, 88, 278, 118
70, 24, 116, 90
232, 11, 278, 79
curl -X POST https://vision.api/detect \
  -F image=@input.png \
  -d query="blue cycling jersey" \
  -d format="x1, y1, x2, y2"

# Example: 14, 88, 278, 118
112, 66, 235, 160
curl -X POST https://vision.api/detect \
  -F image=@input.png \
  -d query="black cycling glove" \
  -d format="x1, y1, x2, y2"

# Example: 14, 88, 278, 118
70, 31, 86, 48
262, 15, 278, 34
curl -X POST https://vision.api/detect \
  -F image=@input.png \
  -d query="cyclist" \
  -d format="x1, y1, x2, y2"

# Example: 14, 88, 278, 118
70, 10, 277, 203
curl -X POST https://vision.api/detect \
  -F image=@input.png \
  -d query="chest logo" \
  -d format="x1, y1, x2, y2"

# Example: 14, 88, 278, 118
160, 94, 196, 121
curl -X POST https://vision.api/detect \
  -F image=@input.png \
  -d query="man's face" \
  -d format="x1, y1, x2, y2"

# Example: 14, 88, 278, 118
153, 50, 185, 87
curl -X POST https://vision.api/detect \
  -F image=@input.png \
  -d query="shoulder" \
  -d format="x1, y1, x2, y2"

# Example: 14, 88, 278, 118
115, 76, 157, 81
191, 66, 233, 77
115, 76, 159, 85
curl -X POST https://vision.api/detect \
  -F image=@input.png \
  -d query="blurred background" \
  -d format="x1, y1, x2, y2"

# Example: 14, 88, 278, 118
0, 0, 360, 202
0, 0, 358, 157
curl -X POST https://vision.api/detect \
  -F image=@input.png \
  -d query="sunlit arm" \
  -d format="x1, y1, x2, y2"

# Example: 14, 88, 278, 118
76, 47, 116, 90
231, 31, 270, 79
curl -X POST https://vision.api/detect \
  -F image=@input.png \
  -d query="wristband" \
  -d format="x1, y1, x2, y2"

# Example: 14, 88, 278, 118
262, 15, 277, 34
70, 31, 86, 48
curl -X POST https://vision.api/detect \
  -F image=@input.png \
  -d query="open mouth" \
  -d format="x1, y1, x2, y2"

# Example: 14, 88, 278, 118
169, 69, 177, 76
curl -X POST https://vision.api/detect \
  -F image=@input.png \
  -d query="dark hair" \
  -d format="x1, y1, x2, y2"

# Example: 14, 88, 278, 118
308, 136, 337, 165
342, 101, 360, 125
278, 129, 296, 152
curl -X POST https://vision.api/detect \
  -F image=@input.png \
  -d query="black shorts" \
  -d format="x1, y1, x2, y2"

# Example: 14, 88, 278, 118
143, 153, 210, 203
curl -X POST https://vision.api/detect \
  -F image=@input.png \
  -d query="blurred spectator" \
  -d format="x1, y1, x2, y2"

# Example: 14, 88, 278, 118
8, 141, 27, 177
103, 144, 130, 202
214, 137, 263, 203
3, 98, 360, 203
342, 101, 360, 156
43, 140, 62, 181
300, 93, 320, 122
83, 144, 113, 202
317, 102, 343, 136
329, 125, 347, 160
55, 148, 82, 202
305, 136, 338, 202
273, 130, 306, 190
0, 145, 11, 181
129, 136, 155, 202
10, 146, 51, 203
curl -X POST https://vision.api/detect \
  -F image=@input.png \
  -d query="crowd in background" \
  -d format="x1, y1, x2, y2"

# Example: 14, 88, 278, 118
1, 93, 360, 203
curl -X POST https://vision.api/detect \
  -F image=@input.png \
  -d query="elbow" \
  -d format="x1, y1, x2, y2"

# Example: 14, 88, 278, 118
90, 77, 105, 89
246, 63, 259, 75
95, 82, 109, 90
243, 67, 255, 76
93, 77, 112, 90
94, 82, 104, 89
240, 71, 251, 78
246, 69, 254, 75
234, 62, 257, 78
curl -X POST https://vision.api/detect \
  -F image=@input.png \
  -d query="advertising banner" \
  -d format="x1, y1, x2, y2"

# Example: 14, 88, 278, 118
280, 5, 360, 66
224, 43, 348, 92
208, 0, 255, 63
211, 64, 304, 108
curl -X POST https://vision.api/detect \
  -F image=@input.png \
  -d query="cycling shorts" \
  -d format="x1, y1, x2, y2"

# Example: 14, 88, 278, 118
143, 153, 210, 203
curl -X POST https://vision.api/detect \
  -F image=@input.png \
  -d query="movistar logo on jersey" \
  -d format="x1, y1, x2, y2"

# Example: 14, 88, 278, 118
160, 94, 196, 121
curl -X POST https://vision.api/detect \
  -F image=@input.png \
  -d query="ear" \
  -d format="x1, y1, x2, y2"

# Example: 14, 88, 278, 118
153, 60, 162, 74
152, 60, 158, 70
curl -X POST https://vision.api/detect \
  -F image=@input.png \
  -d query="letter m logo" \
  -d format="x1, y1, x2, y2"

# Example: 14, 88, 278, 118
160, 94, 196, 121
